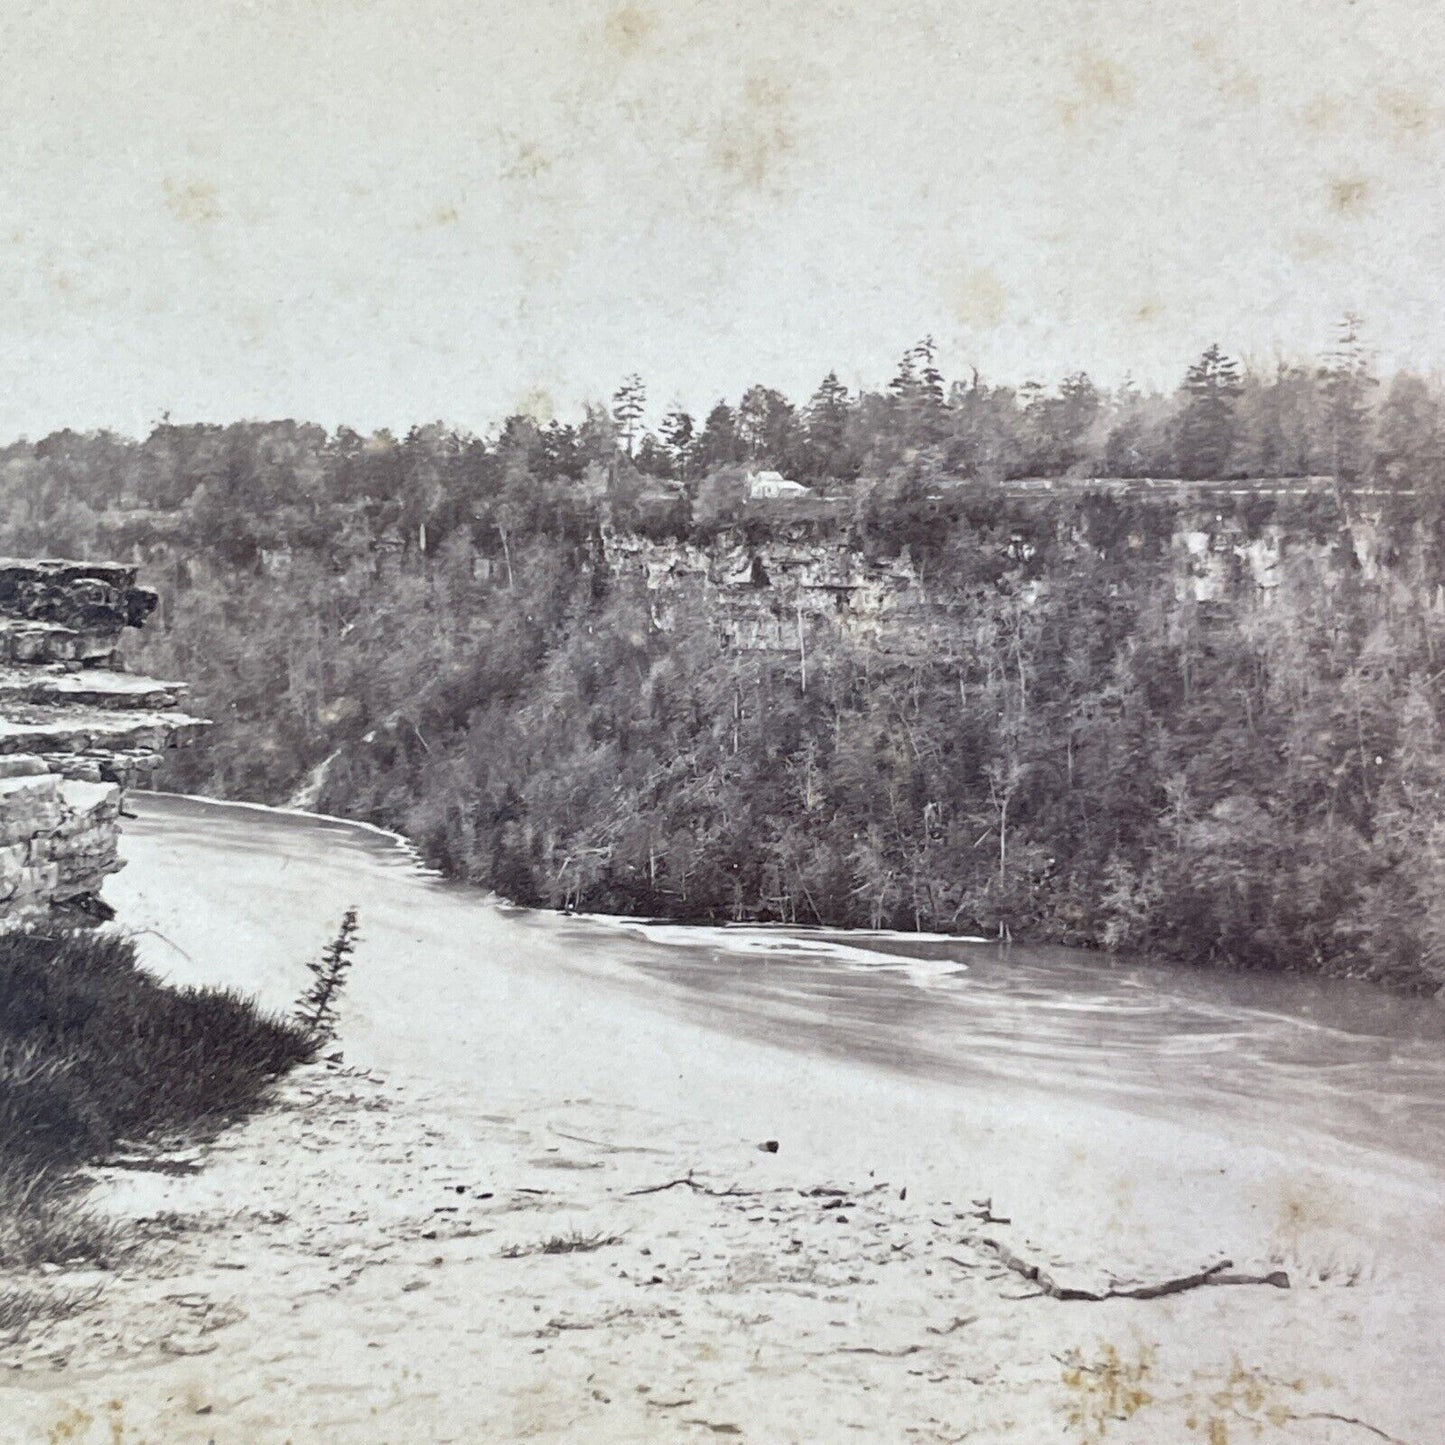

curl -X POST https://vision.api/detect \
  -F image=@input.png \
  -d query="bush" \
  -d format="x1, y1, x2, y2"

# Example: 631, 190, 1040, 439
0, 929, 312, 1167
0, 927, 344, 1342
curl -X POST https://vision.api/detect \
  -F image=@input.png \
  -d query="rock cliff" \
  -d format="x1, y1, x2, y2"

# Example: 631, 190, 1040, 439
603, 531, 949, 655
605, 506, 1361, 656
0, 560, 205, 923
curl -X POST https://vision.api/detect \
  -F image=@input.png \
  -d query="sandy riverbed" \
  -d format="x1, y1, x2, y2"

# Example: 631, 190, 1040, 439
0, 795, 1440, 1443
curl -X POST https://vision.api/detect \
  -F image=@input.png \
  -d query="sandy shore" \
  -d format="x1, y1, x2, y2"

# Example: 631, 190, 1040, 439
0, 796, 1440, 1442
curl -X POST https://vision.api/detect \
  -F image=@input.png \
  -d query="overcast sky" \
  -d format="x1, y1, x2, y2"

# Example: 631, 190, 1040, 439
1, 0, 1442, 438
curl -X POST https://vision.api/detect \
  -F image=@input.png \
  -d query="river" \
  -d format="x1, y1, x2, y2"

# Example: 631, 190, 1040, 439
121, 791, 1445, 1183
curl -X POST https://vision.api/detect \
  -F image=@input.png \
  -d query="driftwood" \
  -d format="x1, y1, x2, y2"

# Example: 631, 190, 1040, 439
980, 1237, 1290, 1302
627, 1174, 755, 1199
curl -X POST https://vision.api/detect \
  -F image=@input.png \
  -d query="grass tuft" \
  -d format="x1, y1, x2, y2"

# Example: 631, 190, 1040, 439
0, 1283, 97, 1343
500, 1229, 624, 1258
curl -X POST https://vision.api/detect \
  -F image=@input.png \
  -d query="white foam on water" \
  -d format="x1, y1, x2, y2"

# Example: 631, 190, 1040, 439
564, 915, 970, 985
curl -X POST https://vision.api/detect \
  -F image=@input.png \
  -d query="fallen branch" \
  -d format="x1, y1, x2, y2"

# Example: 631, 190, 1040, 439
627, 1174, 755, 1199
980, 1238, 1289, 1302
1211, 1269, 1293, 1290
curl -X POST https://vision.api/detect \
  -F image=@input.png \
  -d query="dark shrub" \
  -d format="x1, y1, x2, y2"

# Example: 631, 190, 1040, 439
0, 929, 312, 1166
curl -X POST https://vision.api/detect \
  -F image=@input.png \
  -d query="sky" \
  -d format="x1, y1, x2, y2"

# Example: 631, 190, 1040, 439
1, 0, 1443, 439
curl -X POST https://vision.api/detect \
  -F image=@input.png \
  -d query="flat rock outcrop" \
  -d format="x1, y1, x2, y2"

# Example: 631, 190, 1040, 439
0, 559, 205, 924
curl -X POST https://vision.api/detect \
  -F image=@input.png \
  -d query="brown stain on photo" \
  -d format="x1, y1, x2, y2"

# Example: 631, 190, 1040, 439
500, 135, 553, 184
946, 267, 1008, 330
711, 75, 797, 191
1189, 35, 1260, 105
1378, 87, 1435, 140
1328, 176, 1371, 217
1301, 92, 1346, 134
1063, 1341, 1154, 1440
513, 386, 556, 423
603, 2, 658, 59
162, 179, 221, 226
1292, 229, 1336, 260
1182, 1360, 1310, 1441
1060, 53, 1135, 127
1274, 1185, 1340, 1241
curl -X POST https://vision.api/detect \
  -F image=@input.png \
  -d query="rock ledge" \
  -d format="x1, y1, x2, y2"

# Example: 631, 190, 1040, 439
0, 559, 204, 924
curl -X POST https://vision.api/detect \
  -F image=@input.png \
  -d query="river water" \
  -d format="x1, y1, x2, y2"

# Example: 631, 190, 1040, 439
117, 792, 1445, 1188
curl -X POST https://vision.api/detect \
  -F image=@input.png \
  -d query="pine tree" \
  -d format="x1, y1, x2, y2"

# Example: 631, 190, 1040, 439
294, 907, 360, 1047
803, 371, 852, 478
660, 406, 695, 480
1176, 344, 1242, 478
611, 375, 646, 457
695, 400, 741, 470
888, 346, 918, 403
914, 336, 944, 408
1318, 313, 1376, 483
736, 385, 797, 465
889, 337, 946, 447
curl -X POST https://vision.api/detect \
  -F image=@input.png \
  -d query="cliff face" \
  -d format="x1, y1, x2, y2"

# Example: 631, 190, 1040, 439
0, 560, 205, 924
603, 531, 947, 654
604, 512, 1303, 655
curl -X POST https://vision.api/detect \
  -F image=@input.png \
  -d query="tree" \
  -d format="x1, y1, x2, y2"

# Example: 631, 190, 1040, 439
1233, 362, 1324, 477
1318, 313, 1376, 483
1177, 344, 1242, 478
294, 907, 360, 1046
1057, 372, 1101, 464
889, 337, 946, 447
612, 374, 646, 457
660, 407, 696, 481
695, 400, 743, 470
1374, 373, 1445, 517
736, 385, 798, 467
634, 432, 674, 478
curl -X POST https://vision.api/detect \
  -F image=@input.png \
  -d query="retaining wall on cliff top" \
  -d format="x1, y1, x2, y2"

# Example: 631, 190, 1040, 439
0, 559, 205, 924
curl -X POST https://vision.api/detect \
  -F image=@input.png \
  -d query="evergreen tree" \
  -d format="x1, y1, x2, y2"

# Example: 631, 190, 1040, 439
1318, 313, 1376, 483
660, 407, 696, 481
611, 374, 647, 457
736, 385, 798, 467
803, 371, 853, 479
1177, 344, 1242, 478
695, 400, 743, 470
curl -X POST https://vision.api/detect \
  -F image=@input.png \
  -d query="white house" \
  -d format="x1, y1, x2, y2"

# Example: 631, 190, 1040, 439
747, 470, 811, 500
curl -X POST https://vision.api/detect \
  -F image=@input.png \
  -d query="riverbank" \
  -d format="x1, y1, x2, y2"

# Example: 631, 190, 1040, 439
0, 929, 313, 1352
1, 794, 1440, 1442
6, 1047, 1428, 1445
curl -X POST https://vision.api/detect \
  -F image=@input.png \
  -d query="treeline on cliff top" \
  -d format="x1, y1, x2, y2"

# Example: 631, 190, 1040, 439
6, 328, 1445, 989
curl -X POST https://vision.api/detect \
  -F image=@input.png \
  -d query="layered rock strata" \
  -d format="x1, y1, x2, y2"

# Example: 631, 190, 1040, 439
0, 560, 205, 923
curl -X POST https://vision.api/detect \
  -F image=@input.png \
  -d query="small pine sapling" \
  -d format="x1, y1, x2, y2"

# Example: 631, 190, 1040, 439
295, 907, 359, 1049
